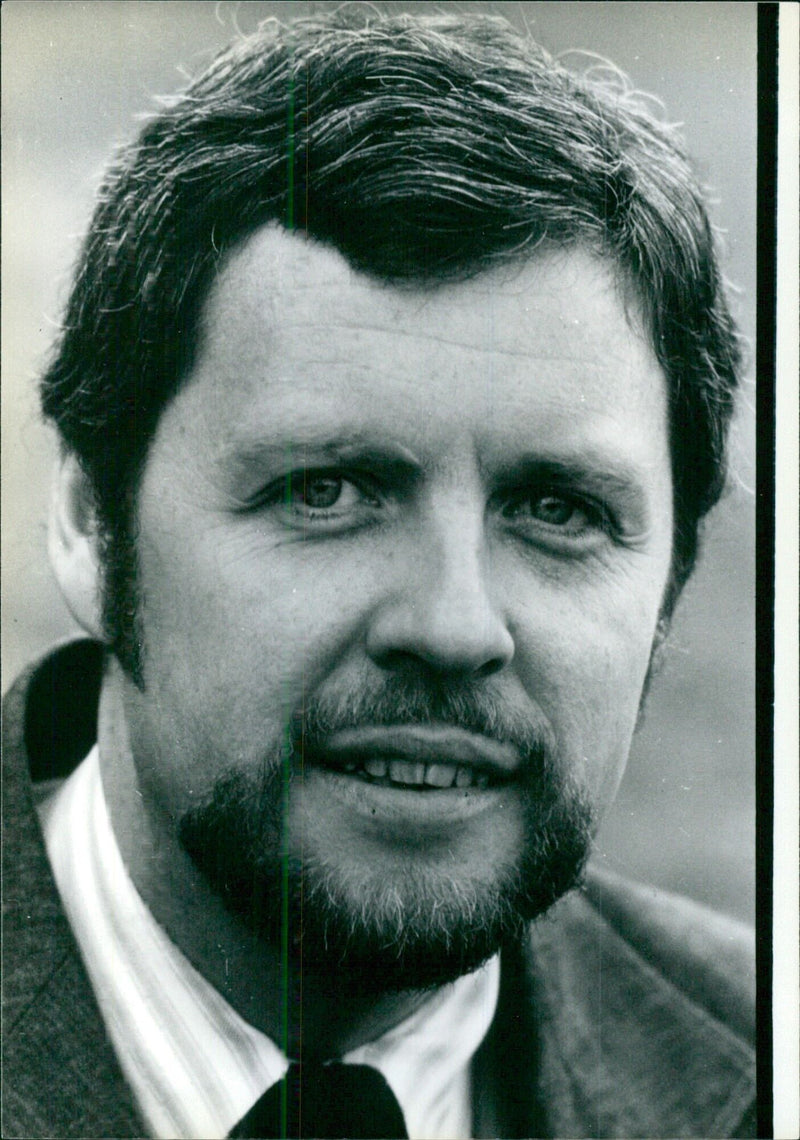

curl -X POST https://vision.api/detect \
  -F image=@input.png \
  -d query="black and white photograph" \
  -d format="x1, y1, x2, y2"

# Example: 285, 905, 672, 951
1, 3, 789, 1137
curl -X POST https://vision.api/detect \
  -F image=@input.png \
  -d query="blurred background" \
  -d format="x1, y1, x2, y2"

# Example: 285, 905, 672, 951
2, 1, 756, 924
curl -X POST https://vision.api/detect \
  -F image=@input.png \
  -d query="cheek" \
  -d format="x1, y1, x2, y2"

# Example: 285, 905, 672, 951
511, 569, 664, 798
135, 521, 371, 719
131, 536, 382, 819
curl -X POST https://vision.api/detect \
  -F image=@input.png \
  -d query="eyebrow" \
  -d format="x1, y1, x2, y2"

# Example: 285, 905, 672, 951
217, 434, 424, 486
501, 455, 646, 491
491, 453, 656, 517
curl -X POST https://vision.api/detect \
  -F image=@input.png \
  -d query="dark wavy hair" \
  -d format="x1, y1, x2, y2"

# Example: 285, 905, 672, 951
40, 8, 741, 675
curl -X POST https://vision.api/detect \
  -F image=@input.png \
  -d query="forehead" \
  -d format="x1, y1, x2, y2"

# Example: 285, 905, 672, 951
173, 225, 668, 476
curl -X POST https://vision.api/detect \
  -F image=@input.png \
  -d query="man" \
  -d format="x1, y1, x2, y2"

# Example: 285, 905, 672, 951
2, 9, 756, 1138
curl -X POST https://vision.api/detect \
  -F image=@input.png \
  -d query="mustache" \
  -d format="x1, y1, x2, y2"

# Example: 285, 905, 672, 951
290, 674, 559, 777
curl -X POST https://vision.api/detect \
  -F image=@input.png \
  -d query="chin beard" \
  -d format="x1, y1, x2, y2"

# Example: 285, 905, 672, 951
179, 677, 596, 992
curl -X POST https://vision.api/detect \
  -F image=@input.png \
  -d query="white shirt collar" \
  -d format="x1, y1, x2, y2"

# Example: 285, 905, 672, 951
39, 747, 499, 1139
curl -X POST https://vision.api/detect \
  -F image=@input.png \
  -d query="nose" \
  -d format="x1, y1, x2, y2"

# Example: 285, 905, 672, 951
365, 511, 515, 678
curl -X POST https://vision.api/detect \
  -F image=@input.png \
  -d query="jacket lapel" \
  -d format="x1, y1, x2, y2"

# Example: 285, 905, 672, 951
2, 645, 144, 1138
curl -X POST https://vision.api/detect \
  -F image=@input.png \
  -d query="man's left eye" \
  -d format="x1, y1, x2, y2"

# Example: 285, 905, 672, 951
527, 495, 583, 527
502, 491, 608, 538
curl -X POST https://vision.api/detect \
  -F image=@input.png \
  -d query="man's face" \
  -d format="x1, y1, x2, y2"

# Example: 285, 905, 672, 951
118, 228, 673, 985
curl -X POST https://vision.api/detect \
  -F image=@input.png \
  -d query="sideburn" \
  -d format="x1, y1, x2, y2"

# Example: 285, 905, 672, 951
97, 475, 147, 688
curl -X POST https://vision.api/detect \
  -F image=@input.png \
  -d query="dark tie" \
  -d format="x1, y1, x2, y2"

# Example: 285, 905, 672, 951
229, 1061, 409, 1139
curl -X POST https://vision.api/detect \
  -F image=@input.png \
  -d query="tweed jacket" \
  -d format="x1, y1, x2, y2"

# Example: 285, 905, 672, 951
3, 640, 757, 1139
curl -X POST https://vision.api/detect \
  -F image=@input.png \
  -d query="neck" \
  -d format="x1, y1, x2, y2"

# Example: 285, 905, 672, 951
97, 663, 431, 1058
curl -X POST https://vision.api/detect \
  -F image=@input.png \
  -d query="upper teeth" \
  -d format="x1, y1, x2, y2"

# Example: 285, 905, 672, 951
343, 758, 490, 789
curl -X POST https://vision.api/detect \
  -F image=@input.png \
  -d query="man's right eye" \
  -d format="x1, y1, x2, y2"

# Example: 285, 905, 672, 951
256, 469, 383, 531
292, 474, 346, 510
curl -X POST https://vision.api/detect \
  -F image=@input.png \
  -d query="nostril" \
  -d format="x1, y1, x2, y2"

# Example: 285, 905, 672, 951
474, 655, 510, 680
373, 648, 431, 674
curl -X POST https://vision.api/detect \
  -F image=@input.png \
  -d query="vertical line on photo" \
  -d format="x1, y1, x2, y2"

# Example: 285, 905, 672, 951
772, 3, 800, 1136
281, 450, 295, 1139
281, 716, 292, 1140
286, 62, 296, 232
755, 4, 779, 1137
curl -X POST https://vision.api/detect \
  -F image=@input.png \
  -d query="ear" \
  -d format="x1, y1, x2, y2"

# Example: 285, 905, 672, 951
48, 451, 104, 639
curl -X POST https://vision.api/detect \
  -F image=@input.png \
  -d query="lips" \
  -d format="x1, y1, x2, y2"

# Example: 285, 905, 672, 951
304, 725, 521, 791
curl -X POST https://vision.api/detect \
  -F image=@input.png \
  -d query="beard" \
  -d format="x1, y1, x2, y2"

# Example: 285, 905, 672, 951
179, 673, 595, 993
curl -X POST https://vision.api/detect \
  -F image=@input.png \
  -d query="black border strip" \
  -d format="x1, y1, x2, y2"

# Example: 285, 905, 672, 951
756, 4, 778, 1138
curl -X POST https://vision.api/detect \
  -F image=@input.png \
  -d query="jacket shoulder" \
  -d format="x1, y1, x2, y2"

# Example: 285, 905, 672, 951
515, 865, 757, 1137
583, 863, 755, 1045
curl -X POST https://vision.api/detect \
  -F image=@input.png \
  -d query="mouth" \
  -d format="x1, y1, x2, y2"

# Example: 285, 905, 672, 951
302, 725, 521, 793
